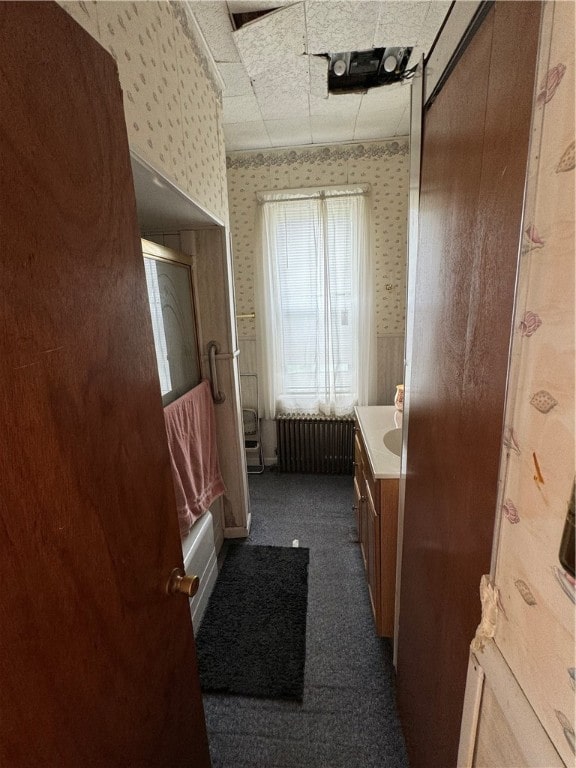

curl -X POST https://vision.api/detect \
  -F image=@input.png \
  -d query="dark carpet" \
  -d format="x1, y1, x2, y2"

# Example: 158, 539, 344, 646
196, 543, 310, 701
201, 471, 409, 768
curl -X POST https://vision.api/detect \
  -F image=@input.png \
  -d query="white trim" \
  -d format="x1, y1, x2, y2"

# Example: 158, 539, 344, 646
224, 522, 251, 539
394, 56, 424, 668
457, 654, 485, 767
130, 149, 225, 229
424, 1, 483, 103
458, 642, 565, 767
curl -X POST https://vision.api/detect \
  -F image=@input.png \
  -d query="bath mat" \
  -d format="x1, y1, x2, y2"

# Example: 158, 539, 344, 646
195, 543, 309, 701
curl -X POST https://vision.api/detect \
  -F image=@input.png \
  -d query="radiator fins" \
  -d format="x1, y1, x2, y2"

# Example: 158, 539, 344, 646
276, 416, 355, 475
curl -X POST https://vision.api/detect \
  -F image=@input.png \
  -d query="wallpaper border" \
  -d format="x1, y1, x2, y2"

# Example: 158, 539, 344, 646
226, 139, 409, 169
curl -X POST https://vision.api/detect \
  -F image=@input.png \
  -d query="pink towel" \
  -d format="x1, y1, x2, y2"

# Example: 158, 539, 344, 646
164, 380, 226, 538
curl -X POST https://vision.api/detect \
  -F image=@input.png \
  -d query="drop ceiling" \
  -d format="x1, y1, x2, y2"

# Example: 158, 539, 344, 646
188, 0, 452, 151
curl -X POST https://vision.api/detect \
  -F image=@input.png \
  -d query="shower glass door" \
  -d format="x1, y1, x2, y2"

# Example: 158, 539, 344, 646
142, 239, 201, 406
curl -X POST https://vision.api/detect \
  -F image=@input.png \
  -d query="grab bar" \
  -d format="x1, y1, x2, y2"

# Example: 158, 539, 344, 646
207, 341, 226, 404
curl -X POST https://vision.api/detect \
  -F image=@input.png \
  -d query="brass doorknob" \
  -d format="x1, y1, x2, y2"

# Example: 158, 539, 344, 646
166, 568, 200, 598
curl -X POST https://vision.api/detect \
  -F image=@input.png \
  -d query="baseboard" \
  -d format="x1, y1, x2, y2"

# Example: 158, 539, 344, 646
224, 516, 251, 538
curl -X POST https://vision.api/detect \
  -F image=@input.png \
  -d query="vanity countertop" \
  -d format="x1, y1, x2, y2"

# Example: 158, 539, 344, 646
354, 405, 402, 480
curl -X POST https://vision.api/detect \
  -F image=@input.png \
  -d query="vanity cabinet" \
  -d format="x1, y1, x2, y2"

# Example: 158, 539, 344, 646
354, 426, 399, 637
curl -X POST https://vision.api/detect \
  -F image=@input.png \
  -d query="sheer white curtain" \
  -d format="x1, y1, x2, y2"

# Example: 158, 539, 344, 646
256, 186, 376, 419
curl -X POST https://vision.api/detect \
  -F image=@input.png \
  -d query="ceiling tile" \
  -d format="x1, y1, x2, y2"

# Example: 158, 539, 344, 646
218, 63, 254, 97
265, 117, 312, 147
374, 2, 430, 48
358, 87, 410, 117
227, 0, 293, 12
305, 1, 381, 53
310, 114, 357, 144
309, 55, 329, 99
361, 81, 407, 104
395, 107, 410, 136
222, 92, 262, 124
256, 89, 310, 120
223, 120, 272, 150
416, 1, 452, 48
251, 56, 311, 115
309, 92, 363, 117
354, 106, 405, 141
189, 1, 240, 63
233, 3, 306, 78
191, 0, 431, 151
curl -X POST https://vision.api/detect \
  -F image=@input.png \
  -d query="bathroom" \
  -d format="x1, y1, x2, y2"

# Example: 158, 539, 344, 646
0, 2, 574, 767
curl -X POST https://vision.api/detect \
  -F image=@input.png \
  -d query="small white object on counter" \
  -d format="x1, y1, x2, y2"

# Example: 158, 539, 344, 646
354, 405, 402, 479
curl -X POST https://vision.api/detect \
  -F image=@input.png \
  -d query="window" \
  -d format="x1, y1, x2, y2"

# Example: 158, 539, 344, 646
257, 186, 376, 418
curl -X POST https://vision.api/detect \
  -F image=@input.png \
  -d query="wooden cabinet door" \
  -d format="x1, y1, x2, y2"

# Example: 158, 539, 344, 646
365, 487, 380, 622
353, 433, 364, 543
353, 474, 363, 543
0, 4, 211, 766
360, 499, 369, 571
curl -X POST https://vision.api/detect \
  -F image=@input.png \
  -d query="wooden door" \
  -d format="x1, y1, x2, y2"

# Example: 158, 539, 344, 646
379, 479, 398, 638
0, 4, 211, 766
396, 2, 541, 766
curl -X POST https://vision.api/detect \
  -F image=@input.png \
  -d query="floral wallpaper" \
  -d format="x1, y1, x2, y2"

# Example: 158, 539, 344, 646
59, 0, 228, 223
490, 2, 575, 763
227, 140, 409, 340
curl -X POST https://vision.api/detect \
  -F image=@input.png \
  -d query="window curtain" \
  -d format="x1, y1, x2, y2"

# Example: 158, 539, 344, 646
256, 186, 376, 419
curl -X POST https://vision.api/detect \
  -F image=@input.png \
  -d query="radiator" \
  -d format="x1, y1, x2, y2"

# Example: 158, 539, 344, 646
276, 415, 355, 474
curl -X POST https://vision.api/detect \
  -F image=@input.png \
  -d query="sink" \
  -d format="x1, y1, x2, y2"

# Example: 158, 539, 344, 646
383, 428, 402, 457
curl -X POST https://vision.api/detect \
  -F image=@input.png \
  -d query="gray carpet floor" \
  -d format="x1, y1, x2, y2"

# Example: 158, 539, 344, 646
202, 470, 409, 768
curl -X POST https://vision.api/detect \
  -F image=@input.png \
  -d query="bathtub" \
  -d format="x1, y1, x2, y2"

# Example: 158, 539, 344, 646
181, 510, 219, 632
